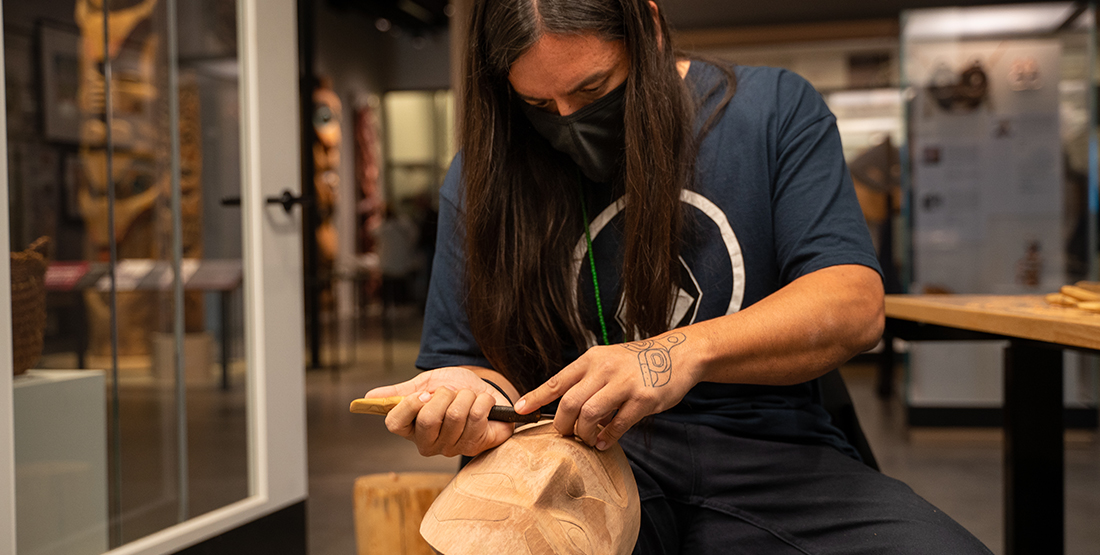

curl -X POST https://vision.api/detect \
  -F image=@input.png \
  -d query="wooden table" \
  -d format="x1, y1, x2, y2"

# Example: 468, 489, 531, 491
44, 260, 243, 389
886, 294, 1100, 555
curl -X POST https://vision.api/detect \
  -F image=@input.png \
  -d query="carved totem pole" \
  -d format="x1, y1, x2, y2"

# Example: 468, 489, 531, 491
75, 0, 204, 364
313, 79, 341, 306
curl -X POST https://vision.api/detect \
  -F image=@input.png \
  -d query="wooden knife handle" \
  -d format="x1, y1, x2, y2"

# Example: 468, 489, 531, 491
350, 396, 404, 415
350, 396, 542, 423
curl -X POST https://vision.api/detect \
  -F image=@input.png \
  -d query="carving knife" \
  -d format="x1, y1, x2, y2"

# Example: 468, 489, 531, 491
350, 396, 542, 424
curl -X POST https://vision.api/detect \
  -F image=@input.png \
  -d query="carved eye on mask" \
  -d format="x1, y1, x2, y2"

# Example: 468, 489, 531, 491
313, 105, 333, 128
564, 471, 586, 499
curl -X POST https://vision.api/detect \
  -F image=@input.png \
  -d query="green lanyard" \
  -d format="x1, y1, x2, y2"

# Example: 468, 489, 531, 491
578, 182, 610, 346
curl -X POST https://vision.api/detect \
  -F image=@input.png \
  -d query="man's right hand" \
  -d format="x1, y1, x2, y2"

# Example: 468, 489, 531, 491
364, 367, 515, 458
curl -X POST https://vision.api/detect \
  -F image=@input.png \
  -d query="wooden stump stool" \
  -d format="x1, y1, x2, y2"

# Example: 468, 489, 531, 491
353, 472, 454, 555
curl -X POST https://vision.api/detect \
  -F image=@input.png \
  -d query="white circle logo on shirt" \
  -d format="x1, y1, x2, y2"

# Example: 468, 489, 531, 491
571, 190, 745, 347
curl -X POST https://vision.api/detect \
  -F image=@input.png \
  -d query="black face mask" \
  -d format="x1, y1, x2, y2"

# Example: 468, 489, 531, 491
519, 82, 626, 183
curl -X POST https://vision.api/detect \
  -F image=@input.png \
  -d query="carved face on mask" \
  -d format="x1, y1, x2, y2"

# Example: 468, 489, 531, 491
420, 421, 640, 555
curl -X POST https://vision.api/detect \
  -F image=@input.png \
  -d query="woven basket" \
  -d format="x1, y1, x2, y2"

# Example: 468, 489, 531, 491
11, 237, 49, 376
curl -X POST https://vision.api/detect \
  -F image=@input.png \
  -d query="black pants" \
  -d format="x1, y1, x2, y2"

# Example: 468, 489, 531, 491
620, 418, 993, 555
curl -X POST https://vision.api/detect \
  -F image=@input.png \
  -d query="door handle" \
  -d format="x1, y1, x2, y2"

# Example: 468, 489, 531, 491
219, 190, 307, 214
265, 190, 306, 214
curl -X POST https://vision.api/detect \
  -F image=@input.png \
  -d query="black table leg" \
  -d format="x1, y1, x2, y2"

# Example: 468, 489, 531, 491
1004, 340, 1063, 555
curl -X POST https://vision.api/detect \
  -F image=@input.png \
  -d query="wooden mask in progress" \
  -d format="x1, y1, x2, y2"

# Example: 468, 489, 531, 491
420, 421, 641, 555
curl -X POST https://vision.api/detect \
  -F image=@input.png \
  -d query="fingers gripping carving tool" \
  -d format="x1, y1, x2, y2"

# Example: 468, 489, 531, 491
349, 396, 543, 424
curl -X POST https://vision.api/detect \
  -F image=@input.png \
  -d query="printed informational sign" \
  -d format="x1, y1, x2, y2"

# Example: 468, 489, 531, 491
908, 39, 1064, 296
905, 37, 1082, 409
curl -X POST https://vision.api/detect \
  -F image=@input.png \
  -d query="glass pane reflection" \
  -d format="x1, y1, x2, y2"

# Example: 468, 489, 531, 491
6, 0, 247, 551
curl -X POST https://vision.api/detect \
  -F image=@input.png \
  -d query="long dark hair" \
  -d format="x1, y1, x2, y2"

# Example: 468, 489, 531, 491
461, 0, 731, 393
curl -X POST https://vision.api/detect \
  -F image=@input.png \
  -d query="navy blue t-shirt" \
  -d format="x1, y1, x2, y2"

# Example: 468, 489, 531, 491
416, 62, 882, 458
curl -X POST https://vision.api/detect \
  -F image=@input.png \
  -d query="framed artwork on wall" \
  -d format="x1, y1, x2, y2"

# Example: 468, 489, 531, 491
38, 24, 82, 144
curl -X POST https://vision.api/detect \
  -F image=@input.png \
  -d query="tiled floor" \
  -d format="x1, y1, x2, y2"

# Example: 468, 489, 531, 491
302, 314, 1100, 554
305, 316, 456, 555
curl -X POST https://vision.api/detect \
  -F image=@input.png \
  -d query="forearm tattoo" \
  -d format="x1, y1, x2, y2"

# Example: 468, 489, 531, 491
622, 332, 686, 388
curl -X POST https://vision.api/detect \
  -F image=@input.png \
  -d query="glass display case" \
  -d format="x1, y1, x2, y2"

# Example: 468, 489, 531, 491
899, 3, 1098, 421
4, 0, 250, 550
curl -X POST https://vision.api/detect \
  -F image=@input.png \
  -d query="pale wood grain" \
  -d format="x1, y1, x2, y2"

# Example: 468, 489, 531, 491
885, 294, 1100, 351
1045, 293, 1078, 307
421, 421, 641, 555
350, 396, 404, 415
353, 472, 455, 555
1074, 281, 1100, 293
1060, 285, 1100, 302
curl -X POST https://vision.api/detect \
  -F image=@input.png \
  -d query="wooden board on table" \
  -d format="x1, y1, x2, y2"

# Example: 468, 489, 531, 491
885, 294, 1100, 352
